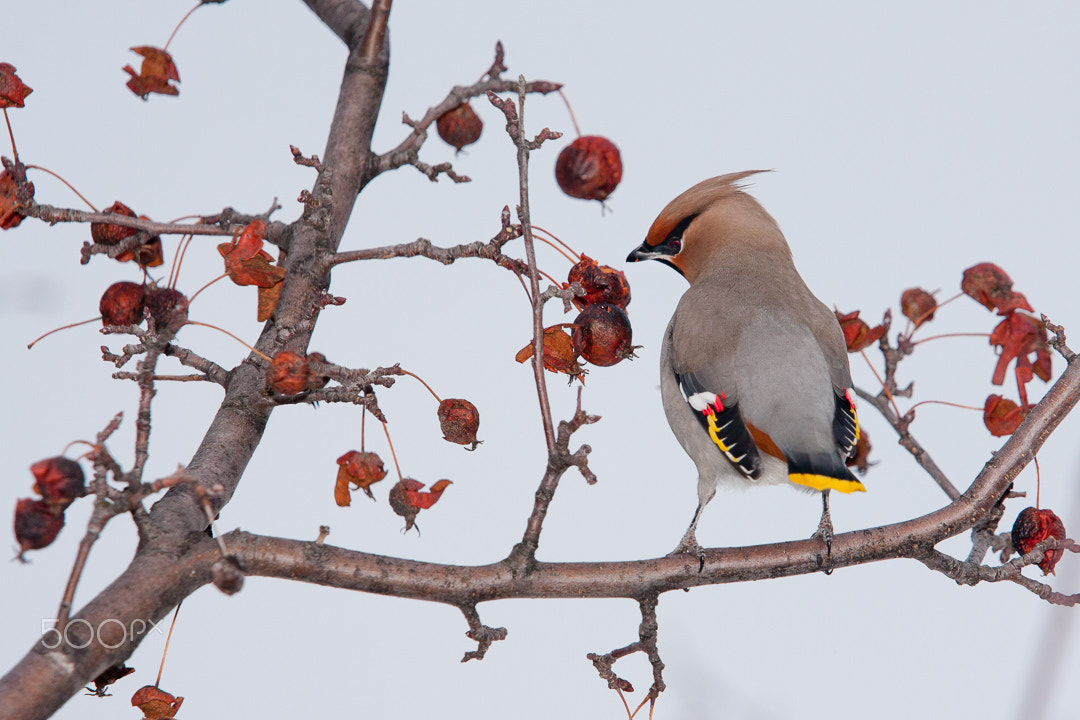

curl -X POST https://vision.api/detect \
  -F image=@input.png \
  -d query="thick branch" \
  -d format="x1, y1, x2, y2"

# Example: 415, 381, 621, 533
0, 4, 394, 716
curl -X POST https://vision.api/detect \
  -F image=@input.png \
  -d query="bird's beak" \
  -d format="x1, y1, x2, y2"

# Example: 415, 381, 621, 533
626, 239, 660, 263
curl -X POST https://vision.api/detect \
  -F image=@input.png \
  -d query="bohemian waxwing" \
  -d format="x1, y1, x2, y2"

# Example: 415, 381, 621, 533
626, 171, 864, 560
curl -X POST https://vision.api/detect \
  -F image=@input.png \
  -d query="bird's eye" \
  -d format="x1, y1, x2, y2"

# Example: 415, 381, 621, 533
662, 214, 696, 255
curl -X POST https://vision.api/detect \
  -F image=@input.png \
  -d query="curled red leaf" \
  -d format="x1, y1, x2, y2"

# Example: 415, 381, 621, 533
334, 450, 387, 505
0, 63, 33, 108
130, 685, 183, 719
982, 394, 1031, 437
404, 478, 453, 510
0, 161, 34, 230
988, 312, 1051, 404
835, 310, 886, 352
123, 46, 180, 99
217, 220, 285, 288
516, 325, 586, 382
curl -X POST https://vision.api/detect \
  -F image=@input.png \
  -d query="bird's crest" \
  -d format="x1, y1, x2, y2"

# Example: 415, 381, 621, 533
642, 170, 771, 251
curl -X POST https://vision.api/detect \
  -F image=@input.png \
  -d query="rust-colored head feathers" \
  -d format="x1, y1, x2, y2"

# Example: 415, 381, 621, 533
627, 170, 784, 283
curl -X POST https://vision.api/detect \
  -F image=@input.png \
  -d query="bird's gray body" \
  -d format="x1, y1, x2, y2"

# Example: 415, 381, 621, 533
628, 171, 860, 552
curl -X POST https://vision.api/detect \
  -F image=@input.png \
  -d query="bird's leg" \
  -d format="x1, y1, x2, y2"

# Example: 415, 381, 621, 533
668, 503, 707, 571
812, 489, 833, 558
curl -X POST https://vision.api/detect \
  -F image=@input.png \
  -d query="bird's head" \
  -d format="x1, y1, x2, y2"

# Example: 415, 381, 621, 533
626, 170, 786, 284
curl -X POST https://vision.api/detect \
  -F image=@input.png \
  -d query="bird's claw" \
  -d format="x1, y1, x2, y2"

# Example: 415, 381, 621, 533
667, 537, 707, 572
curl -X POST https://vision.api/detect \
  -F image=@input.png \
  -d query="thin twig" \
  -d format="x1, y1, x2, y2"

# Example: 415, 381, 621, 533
459, 604, 508, 662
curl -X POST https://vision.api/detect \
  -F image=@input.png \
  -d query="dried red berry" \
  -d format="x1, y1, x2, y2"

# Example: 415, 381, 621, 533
30, 457, 85, 512
266, 350, 311, 396
388, 478, 452, 532
961, 262, 1033, 316
572, 303, 636, 367
14, 498, 64, 558
305, 352, 331, 390
388, 478, 426, 532
143, 287, 189, 338
567, 254, 631, 310
91, 201, 139, 246
100, 281, 147, 326
555, 136, 623, 202
130, 685, 183, 719
91, 202, 164, 268
436, 102, 483, 151
1011, 507, 1067, 575
86, 663, 136, 697
438, 398, 481, 450
835, 310, 886, 352
334, 450, 388, 505
900, 288, 937, 328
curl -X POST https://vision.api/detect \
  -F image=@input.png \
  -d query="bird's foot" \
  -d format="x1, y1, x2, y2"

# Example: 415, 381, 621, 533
667, 532, 707, 572
811, 507, 834, 574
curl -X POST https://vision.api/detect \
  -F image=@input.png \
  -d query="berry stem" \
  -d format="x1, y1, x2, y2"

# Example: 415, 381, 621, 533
24, 165, 98, 212
398, 368, 442, 403
2, 108, 17, 162
514, 273, 533, 304
186, 272, 227, 304
27, 316, 103, 349
1034, 455, 1041, 508
155, 601, 182, 687
912, 331, 990, 346
380, 420, 403, 481
530, 224, 581, 261
907, 399, 983, 413
860, 349, 902, 419
163, 2, 202, 52
615, 687, 632, 719
184, 320, 271, 361
914, 291, 963, 328
169, 234, 196, 290
557, 89, 583, 138
60, 439, 98, 458
537, 267, 560, 287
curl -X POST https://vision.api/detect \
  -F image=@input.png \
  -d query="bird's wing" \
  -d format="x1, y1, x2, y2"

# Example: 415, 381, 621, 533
833, 388, 860, 460
673, 369, 764, 480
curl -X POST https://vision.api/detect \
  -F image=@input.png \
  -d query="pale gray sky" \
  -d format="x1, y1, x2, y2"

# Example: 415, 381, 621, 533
2, 2, 1078, 719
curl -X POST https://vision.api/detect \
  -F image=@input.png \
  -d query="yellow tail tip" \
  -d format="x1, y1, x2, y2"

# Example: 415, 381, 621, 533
789, 473, 866, 494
